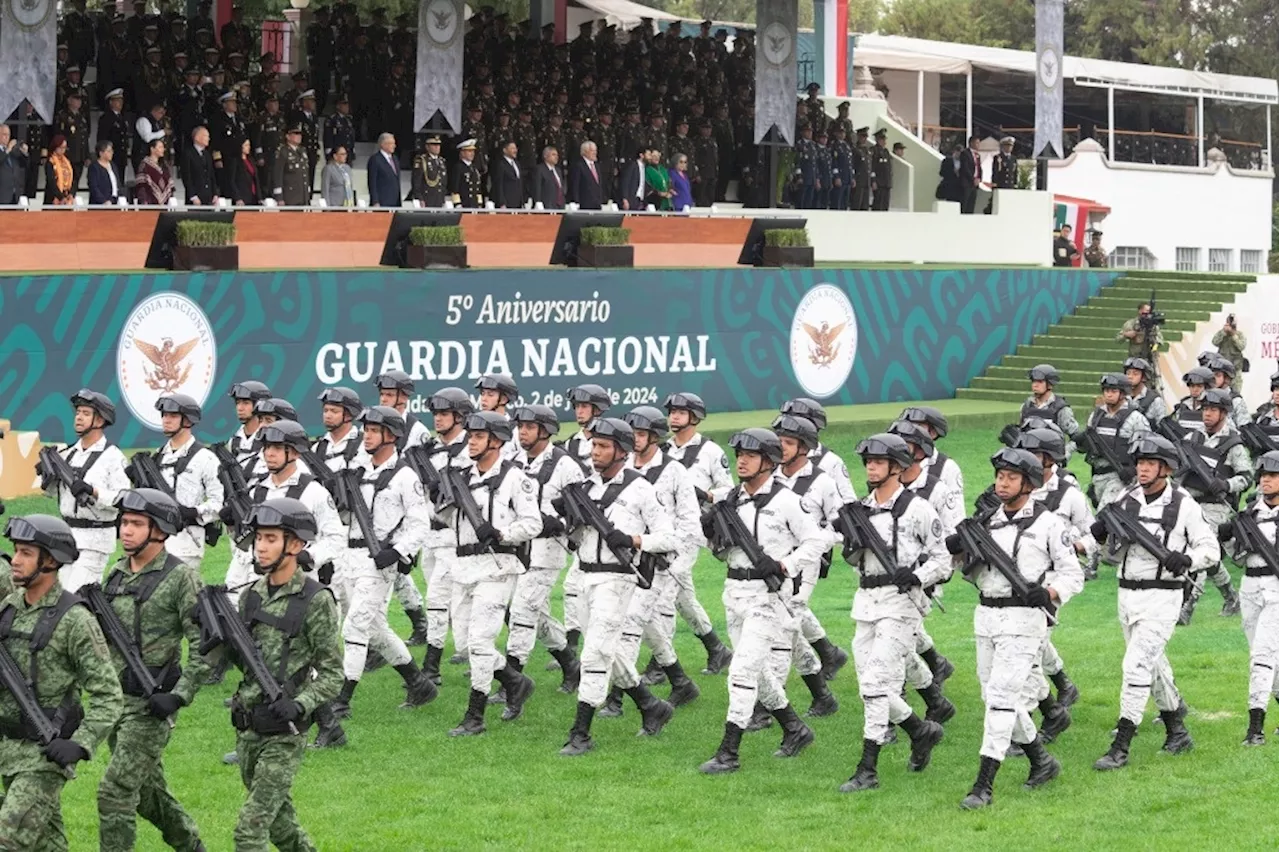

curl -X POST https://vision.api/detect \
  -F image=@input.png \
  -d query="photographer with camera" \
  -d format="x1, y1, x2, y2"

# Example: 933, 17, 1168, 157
1116, 301, 1166, 391
1212, 314, 1248, 392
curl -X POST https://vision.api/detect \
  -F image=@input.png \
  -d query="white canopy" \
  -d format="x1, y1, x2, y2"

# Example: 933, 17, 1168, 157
570, 0, 679, 28
854, 34, 1278, 104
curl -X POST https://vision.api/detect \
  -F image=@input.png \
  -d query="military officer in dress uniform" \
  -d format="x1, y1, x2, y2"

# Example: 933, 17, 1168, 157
54, 90, 91, 193
411, 136, 449, 208
851, 127, 871, 210
324, 96, 356, 168
1084, 230, 1109, 268
290, 90, 321, 193
451, 138, 485, 208
692, 119, 718, 208
870, 128, 893, 211
253, 93, 284, 184
97, 89, 133, 189
794, 123, 816, 209
209, 91, 246, 197
991, 136, 1018, 189
272, 124, 312, 205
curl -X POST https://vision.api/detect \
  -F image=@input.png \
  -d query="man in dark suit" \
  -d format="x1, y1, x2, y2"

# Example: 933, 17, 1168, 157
492, 140, 524, 209
958, 135, 982, 214
568, 140, 604, 210
367, 132, 402, 207
0, 124, 28, 204
618, 147, 646, 211
531, 146, 565, 210
87, 141, 121, 204
181, 125, 216, 204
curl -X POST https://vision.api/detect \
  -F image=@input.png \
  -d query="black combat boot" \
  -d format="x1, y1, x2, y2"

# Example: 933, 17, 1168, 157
811, 636, 849, 681
640, 656, 667, 686
599, 686, 625, 718
449, 689, 488, 737
551, 646, 580, 693
627, 684, 675, 736
1037, 696, 1071, 743
331, 678, 358, 719
1243, 708, 1266, 746
1049, 669, 1080, 707
698, 722, 744, 774
772, 704, 815, 757
1160, 709, 1194, 754
1094, 717, 1136, 770
559, 701, 596, 756
396, 663, 438, 709
448, 649, 469, 665
1177, 589, 1198, 626
405, 607, 429, 646
745, 701, 774, 731
958, 756, 1001, 810
1218, 579, 1241, 616
699, 630, 733, 675
838, 739, 881, 792
918, 682, 956, 724
801, 673, 839, 718
663, 661, 701, 708
919, 646, 955, 685
899, 713, 944, 771
310, 702, 347, 749
1022, 735, 1061, 788
364, 650, 387, 673
421, 645, 444, 686
497, 657, 536, 722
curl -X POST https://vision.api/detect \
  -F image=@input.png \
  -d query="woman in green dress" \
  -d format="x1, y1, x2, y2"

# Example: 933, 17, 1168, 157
643, 150, 673, 211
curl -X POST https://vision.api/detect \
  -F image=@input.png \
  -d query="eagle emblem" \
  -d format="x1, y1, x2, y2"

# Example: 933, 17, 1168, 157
431, 7, 452, 29
134, 336, 199, 392
802, 320, 846, 367
768, 33, 785, 53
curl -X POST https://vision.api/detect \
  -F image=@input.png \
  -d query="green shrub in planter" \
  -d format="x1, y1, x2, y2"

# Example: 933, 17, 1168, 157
176, 220, 236, 247
579, 226, 631, 246
409, 225, 465, 246
763, 228, 810, 247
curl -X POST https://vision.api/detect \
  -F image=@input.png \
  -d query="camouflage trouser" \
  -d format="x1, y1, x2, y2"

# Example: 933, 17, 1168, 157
451, 576, 517, 693
723, 581, 792, 728
562, 556, 585, 634
98, 710, 202, 851
1189, 503, 1235, 602
1118, 591, 1183, 724
666, 547, 713, 637
393, 569, 423, 613
578, 573, 637, 708
976, 628, 1046, 761
423, 548, 461, 651
615, 569, 679, 678
1241, 577, 1280, 710
854, 615, 919, 744
0, 768, 65, 852
234, 731, 314, 852
506, 566, 569, 665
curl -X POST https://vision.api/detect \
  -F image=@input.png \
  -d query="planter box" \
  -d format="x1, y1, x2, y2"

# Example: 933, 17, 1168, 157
406, 244, 469, 269
761, 245, 814, 268
173, 245, 239, 271
576, 244, 634, 268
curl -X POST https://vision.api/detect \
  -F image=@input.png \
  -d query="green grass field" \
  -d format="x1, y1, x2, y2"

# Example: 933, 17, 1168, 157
3, 428, 1277, 851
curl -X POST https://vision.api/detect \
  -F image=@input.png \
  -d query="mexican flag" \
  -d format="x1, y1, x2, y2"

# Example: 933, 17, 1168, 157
1053, 198, 1087, 267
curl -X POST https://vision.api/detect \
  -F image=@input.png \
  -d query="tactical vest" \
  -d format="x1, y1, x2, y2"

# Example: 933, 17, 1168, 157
159, 440, 206, 484
1117, 489, 1185, 583
1182, 433, 1245, 504
351, 462, 407, 548
1021, 395, 1070, 424
1086, 406, 1132, 473
251, 474, 315, 504
788, 469, 823, 497
1173, 399, 1206, 434
241, 578, 326, 697
63, 443, 107, 478
581, 469, 645, 569
454, 461, 530, 566
103, 554, 185, 693
1038, 475, 1075, 514
640, 457, 672, 487
909, 474, 941, 502
1131, 389, 1158, 417
856, 491, 918, 579
978, 501, 1050, 587
668, 437, 708, 470
313, 433, 361, 466
534, 446, 570, 502
0, 591, 87, 740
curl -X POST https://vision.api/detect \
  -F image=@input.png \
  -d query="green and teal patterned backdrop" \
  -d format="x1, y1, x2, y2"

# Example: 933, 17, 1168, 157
0, 268, 1119, 447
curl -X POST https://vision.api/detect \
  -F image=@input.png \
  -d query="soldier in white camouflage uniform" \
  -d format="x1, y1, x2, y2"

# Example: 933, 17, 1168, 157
151, 394, 224, 573
899, 406, 965, 497
1081, 373, 1151, 510
1123, 357, 1168, 427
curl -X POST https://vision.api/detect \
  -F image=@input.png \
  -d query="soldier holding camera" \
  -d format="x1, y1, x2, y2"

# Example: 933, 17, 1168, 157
1212, 314, 1248, 392
1117, 302, 1166, 391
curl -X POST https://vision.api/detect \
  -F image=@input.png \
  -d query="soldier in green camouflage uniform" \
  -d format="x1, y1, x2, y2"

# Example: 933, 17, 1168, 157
211, 498, 343, 852
1, 515, 123, 849
1117, 302, 1166, 391
97, 489, 208, 852
1212, 317, 1248, 392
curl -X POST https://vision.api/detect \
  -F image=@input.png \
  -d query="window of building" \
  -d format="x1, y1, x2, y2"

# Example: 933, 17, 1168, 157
1240, 250, 1263, 273
1176, 247, 1201, 272
1209, 248, 1233, 272
1109, 246, 1156, 270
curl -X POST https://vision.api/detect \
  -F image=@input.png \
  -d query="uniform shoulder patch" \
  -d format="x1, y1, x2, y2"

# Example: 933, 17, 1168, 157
520, 477, 534, 494
931, 518, 943, 538
719, 455, 730, 469
1061, 530, 1074, 547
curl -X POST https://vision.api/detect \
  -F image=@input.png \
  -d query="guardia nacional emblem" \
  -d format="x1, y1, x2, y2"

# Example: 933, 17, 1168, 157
5, 0, 53, 30
117, 292, 218, 431
761, 21, 792, 67
425, 0, 459, 46
790, 284, 858, 399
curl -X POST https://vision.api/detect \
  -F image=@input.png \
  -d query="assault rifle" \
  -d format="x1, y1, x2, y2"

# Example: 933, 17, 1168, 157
559, 480, 652, 589
1228, 512, 1279, 574
706, 497, 787, 601
1239, 421, 1278, 457
211, 444, 254, 540
1094, 502, 1174, 565
834, 502, 927, 611
337, 468, 383, 561
403, 442, 444, 500
193, 585, 297, 735
295, 447, 350, 514
954, 515, 1057, 624
1154, 419, 1237, 507
1076, 428, 1135, 483
37, 446, 94, 507
0, 632, 60, 746
80, 582, 175, 727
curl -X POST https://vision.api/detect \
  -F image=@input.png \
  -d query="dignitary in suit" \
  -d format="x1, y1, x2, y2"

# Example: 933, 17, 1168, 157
492, 140, 524, 209
181, 126, 216, 205
531, 147, 565, 210
569, 141, 605, 210
367, 132, 403, 208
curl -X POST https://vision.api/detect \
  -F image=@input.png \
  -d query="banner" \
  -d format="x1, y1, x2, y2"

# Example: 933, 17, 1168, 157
1033, 0, 1064, 159
0, 0, 58, 123
754, 0, 799, 145
415, 0, 464, 136
0, 268, 1117, 447
1159, 275, 1280, 405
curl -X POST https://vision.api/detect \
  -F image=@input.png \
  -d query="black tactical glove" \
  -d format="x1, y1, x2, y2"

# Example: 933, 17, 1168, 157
374, 547, 402, 569
296, 550, 314, 570
268, 696, 305, 723
694, 487, 711, 504
317, 561, 335, 585
70, 480, 95, 502
1217, 521, 1235, 542
1090, 519, 1108, 544
1163, 552, 1193, 576
700, 513, 716, 540
540, 514, 565, 537
43, 738, 89, 768
218, 504, 237, 527
178, 505, 200, 528
550, 497, 566, 517
893, 566, 922, 590
426, 481, 441, 503
147, 691, 185, 719
944, 534, 963, 555
1205, 478, 1228, 496
757, 555, 785, 579
397, 558, 414, 575
605, 529, 634, 552
1023, 585, 1052, 609
473, 522, 500, 547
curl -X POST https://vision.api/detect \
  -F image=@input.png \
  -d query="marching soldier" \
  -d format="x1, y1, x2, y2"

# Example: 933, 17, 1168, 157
35, 390, 131, 591
374, 369, 430, 449
1205, 354, 1253, 426
1253, 373, 1280, 454
1222, 451, 1279, 745
698, 428, 826, 774
1082, 373, 1151, 509
1021, 365, 1081, 442
410, 136, 449, 208
950, 449, 1082, 809
95, 489, 208, 851
438, 412, 541, 736
558, 418, 678, 755
660, 392, 733, 674
272, 123, 312, 205
226, 380, 272, 467
1124, 357, 1168, 426
308, 386, 366, 623
0, 515, 122, 849
837, 434, 949, 792
211, 499, 343, 850
1175, 389, 1246, 624
473, 373, 523, 464
1091, 436, 1217, 771
1168, 366, 1215, 437
451, 139, 485, 208
779, 397, 858, 505
150, 394, 224, 572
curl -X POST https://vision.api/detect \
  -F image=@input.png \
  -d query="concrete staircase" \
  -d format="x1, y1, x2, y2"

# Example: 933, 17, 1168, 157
957, 271, 1256, 405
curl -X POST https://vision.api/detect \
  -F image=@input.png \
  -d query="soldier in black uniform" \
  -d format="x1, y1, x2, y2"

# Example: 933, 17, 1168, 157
306, 6, 336, 111
668, 117, 695, 172
97, 89, 133, 189
794, 122, 816, 209
98, 15, 136, 113
272, 124, 312, 205
852, 127, 871, 210
829, 124, 853, 210
991, 136, 1018, 189
692, 119, 718, 208
209, 91, 246, 197
54, 90, 91, 192
870, 128, 893, 211
814, 129, 833, 210
252, 93, 285, 186
460, 103, 490, 176
642, 108, 668, 161
173, 67, 205, 163
324, 95, 356, 168
538, 108, 567, 172
564, 114, 589, 173
451, 138, 485, 208
513, 107, 541, 181
136, 46, 169, 115
411, 136, 449, 208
